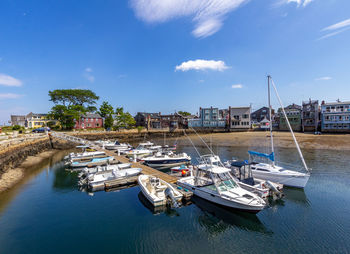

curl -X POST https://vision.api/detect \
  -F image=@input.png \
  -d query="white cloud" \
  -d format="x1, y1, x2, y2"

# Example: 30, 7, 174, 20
0, 73, 22, 87
318, 18, 350, 40
175, 59, 229, 72
0, 93, 23, 99
322, 18, 350, 31
84, 68, 95, 83
275, 0, 314, 7
232, 84, 243, 88
315, 76, 332, 81
129, 0, 248, 38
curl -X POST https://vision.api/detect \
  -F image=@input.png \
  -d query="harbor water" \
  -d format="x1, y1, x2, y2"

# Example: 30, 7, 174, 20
0, 140, 350, 254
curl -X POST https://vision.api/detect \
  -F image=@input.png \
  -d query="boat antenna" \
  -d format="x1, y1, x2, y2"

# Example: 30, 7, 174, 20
270, 77, 310, 172
183, 130, 201, 158
268, 75, 275, 166
189, 126, 215, 155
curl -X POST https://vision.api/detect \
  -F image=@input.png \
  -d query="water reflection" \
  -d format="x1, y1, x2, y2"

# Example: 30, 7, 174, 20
283, 188, 310, 206
52, 166, 78, 192
0, 150, 69, 215
192, 196, 272, 235
137, 191, 180, 217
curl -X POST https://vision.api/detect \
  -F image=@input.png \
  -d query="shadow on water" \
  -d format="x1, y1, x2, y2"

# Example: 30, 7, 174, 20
192, 196, 272, 235
137, 191, 180, 217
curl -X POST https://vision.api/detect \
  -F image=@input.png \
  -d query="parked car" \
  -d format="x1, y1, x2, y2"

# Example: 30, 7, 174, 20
32, 127, 50, 133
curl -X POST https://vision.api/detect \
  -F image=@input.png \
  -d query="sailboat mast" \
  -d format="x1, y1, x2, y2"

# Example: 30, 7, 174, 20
268, 75, 275, 166
270, 78, 310, 173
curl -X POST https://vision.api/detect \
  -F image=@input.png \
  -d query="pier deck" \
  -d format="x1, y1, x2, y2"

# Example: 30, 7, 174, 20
103, 150, 178, 184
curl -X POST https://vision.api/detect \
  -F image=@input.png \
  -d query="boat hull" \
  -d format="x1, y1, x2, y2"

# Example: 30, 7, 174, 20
177, 181, 264, 214
144, 159, 190, 169
251, 171, 310, 188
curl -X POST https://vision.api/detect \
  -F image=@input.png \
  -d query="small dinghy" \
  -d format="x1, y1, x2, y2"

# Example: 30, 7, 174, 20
138, 175, 183, 207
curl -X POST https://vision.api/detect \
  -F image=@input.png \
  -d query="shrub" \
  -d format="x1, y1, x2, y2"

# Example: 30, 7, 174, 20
12, 125, 21, 131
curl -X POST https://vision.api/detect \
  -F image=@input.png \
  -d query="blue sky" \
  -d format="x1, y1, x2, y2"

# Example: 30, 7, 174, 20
0, 0, 349, 124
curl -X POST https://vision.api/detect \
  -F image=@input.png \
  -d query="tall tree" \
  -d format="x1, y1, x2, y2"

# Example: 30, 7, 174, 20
48, 89, 99, 130
49, 89, 99, 106
99, 101, 114, 118
99, 101, 115, 129
114, 107, 135, 129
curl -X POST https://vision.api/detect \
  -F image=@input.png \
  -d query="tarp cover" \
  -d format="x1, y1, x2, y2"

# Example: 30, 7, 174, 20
248, 151, 275, 162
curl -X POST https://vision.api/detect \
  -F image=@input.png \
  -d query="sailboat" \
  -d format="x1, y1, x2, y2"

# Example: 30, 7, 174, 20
248, 76, 310, 188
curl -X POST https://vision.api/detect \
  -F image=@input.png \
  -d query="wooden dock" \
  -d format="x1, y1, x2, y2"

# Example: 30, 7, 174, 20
103, 150, 178, 184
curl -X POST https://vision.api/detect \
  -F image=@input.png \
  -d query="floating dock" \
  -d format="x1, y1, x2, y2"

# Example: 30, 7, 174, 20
103, 150, 178, 184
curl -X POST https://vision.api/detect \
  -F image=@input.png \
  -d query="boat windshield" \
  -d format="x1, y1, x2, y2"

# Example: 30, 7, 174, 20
217, 179, 238, 192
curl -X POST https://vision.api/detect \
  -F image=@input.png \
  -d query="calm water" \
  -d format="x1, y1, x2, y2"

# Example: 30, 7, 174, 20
1, 140, 350, 254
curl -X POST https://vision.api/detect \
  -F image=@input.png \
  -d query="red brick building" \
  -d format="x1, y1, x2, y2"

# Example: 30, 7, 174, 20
75, 113, 103, 129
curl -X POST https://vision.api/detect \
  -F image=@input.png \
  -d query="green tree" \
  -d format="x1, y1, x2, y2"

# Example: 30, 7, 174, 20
99, 101, 114, 118
104, 115, 114, 130
178, 111, 191, 116
49, 89, 99, 106
114, 107, 135, 129
48, 89, 99, 130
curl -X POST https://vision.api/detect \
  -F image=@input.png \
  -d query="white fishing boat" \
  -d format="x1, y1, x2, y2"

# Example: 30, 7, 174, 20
141, 151, 191, 169
248, 76, 311, 188
177, 155, 266, 214
138, 175, 183, 207
87, 167, 142, 190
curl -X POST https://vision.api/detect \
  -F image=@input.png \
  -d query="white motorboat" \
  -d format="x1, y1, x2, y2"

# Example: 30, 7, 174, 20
138, 175, 183, 207
70, 156, 115, 168
125, 147, 153, 159
177, 155, 266, 214
226, 160, 283, 199
103, 140, 131, 151
248, 76, 311, 188
65, 145, 106, 161
141, 151, 191, 169
87, 167, 142, 190
78, 163, 132, 178
125, 141, 160, 159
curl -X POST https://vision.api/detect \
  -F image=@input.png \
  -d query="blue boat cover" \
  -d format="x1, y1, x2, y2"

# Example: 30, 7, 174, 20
230, 161, 250, 167
248, 151, 275, 162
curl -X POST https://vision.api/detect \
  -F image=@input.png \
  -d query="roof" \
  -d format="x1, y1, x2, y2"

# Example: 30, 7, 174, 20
11, 115, 25, 119
198, 164, 231, 174
322, 101, 350, 106
26, 112, 48, 117
81, 113, 102, 118
252, 106, 269, 115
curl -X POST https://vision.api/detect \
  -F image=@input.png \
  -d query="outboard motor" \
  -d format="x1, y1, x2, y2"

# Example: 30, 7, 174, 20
165, 187, 179, 208
265, 180, 283, 199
